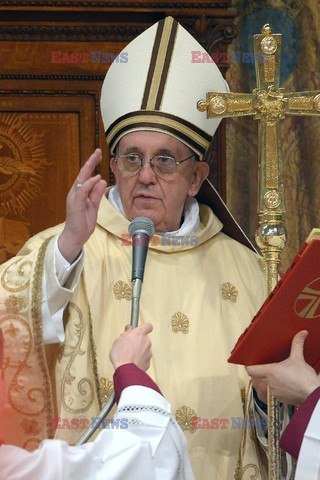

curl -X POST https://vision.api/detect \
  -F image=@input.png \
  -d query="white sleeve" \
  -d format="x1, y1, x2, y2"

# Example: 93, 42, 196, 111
0, 386, 195, 480
294, 399, 320, 480
42, 235, 83, 344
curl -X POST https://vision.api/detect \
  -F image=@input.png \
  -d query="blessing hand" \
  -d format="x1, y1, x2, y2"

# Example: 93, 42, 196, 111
58, 149, 107, 262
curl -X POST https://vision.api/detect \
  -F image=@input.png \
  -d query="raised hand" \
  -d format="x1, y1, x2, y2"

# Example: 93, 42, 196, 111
58, 149, 107, 262
246, 330, 320, 405
110, 323, 153, 371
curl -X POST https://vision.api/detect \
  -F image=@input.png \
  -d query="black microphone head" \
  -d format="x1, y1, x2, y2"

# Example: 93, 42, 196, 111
128, 216, 155, 237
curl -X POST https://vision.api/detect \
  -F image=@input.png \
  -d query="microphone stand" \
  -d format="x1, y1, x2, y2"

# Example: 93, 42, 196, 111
75, 278, 142, 446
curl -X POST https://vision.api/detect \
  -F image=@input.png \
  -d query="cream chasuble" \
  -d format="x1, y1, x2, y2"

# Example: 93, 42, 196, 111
0, 195, 268, 479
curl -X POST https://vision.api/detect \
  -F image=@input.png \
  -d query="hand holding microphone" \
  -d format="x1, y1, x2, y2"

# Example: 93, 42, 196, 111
110, 323, 153, 371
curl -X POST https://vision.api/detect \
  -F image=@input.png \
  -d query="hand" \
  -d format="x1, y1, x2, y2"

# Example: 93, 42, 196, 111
246, 330, 320, 405
110, 323, 153, 371
58, 149, 107, 262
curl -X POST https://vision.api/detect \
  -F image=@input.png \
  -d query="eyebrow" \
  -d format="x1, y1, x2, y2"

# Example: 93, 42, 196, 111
122, 146, 176, 156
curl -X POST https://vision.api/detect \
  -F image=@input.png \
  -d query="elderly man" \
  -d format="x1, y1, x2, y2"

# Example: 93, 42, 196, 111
0, 17, 267, 479
0, 326, 195, 479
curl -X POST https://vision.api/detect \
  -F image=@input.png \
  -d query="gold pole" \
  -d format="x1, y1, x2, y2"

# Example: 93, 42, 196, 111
197, 23, 320, 478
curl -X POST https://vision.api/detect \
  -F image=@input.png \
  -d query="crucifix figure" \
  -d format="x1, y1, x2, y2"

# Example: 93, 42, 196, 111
198, 23, 320, 480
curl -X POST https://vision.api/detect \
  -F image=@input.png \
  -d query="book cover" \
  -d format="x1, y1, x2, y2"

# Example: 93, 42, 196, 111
228, 230, 320, 372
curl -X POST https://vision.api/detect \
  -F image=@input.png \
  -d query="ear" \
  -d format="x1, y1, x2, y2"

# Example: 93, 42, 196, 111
110, 156, 118, 180
188, 161, 209, 197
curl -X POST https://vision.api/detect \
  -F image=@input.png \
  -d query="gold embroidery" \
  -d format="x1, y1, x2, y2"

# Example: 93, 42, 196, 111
60, 302, 95, 414
99, 377, 114, 403
241, 464, 259, 479
21, 418, 41, 436
234, 383, 262, 479
175, 405, 197, 433
23, 438, 41, 451
31, 237, 55, 438
113, 281, 132, 301
5, 295, 27, 314
1, 314, 44, 416
171, 312, 189, 334
222, 282, 238, 302
83, 275, 103, 411
1, 260, 32, 292
7, 322, 20, 338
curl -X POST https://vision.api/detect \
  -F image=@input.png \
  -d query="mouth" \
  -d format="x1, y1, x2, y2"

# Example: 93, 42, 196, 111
134, 194, 159, 201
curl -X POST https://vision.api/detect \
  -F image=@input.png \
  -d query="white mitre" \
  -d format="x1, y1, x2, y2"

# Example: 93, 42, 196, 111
100, 16, 255, 251
101, 16, 228, 158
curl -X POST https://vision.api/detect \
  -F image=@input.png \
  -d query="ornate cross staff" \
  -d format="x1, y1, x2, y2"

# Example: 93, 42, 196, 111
197, 24, 320, 479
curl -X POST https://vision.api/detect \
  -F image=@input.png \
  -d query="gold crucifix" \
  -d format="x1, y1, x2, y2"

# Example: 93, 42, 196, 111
198, 24, 320, 479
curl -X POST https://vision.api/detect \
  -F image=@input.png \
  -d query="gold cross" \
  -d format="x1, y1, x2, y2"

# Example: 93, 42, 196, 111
198, 24, 320, 480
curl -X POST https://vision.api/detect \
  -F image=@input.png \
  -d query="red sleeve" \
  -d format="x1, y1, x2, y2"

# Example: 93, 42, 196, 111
113, 363, 162, 404
280, 386, 320, 458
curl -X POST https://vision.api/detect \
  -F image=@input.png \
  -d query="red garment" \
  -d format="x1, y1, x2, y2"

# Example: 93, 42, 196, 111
113, 363, 162, 403
280, 386, 320, 458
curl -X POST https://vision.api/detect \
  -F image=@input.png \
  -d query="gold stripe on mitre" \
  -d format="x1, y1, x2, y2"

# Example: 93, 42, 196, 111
141, 16, 178, 111
106, 111, 211, 156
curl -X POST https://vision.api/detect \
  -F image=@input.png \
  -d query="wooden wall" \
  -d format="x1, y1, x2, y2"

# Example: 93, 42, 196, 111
0, 0, 237, 261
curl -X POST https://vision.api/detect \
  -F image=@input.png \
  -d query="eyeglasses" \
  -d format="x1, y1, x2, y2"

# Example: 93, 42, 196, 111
114, 153, 196, 177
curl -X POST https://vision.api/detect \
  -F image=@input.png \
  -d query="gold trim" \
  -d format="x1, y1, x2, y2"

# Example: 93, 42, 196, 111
264, 56, 276, 83
146, 17, 174, 110
31, 237, 55, 438
107, 114, 209, 152
83, 275, 103, 411
288, 97, 314, 110
265, 122, 278, 189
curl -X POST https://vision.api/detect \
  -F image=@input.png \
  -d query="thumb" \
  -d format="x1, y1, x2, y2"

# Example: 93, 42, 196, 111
139, 323, 153, 335
290, 330, 308, 361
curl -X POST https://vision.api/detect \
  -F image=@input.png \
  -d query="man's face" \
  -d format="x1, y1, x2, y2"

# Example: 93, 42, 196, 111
111, 131, 209, 232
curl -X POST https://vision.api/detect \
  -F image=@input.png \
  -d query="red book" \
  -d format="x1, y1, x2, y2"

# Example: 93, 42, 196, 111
228, 229, 320, 372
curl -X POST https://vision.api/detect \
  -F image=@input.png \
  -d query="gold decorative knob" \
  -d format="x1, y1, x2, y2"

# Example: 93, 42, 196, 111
197, 99, 208, 112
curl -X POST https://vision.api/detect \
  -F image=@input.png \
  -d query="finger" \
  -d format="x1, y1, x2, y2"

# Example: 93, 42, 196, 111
246, 364, 269, 379
77, 149, 103, 184
289, 330, 308, 361
139, 323, 153, 335
88, 179, 107, 208
74, 174, 103, 199
124, 325, 132, 332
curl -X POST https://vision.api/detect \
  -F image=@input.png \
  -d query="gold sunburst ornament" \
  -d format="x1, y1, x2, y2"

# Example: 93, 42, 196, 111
171, 311, 189, 333
113, 281, 132, 301
0, 113, 48, 216
221, 282, 238, 302
175, 405, 197, 433
99, 377, 114, 403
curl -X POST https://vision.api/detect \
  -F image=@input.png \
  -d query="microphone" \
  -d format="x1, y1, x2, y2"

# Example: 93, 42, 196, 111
128, 217, 155, 282
75, 216, 155, 447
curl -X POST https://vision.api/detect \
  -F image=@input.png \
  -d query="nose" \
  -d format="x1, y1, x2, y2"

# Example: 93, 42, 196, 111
137, 160, 157, 185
